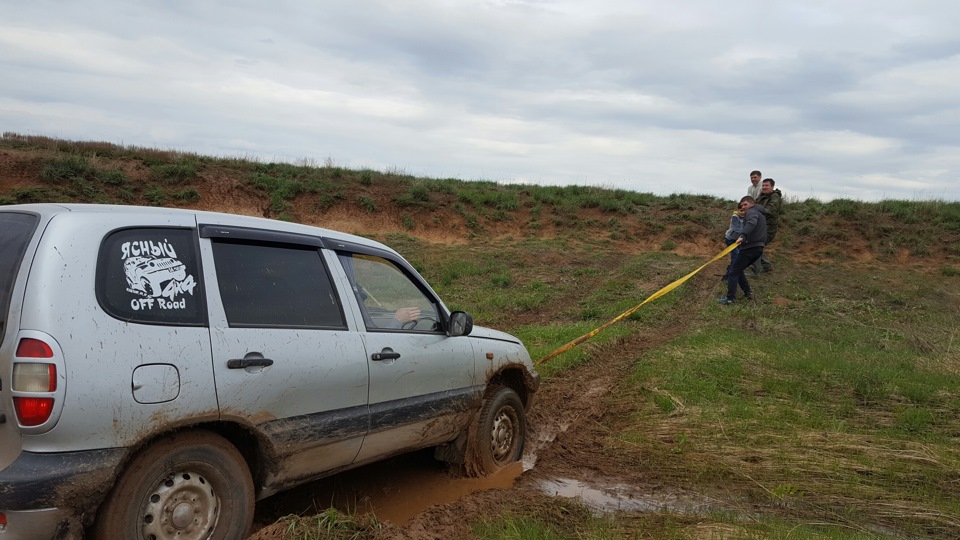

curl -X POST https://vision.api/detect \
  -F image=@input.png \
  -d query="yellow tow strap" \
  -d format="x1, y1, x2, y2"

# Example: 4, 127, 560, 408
535, 241, 741, 367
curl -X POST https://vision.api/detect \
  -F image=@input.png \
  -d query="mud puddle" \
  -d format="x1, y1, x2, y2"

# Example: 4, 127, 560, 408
253, 448, 524, 528
537, 477, 717, 516
359, 459, 523, 524
252, 417, 567, 531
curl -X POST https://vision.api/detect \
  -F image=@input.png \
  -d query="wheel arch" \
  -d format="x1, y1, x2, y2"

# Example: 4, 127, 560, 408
108, 420, 271, 502
485, 364, 538, 410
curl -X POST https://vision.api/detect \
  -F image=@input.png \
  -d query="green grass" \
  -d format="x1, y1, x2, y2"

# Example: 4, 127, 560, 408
357, 196, 376, 213
149, 158, 198, 184
472, 513, 566, 540
41, 155, 91, 182
394, 182, 433, 208
272, 509, 380, 539
610, 263, 960, 538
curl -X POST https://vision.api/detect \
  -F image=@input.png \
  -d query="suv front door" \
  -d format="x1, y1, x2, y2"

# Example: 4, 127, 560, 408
334, 250, 479, 463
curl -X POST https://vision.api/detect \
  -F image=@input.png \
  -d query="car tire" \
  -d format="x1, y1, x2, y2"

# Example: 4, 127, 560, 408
466, 386, 526, 476
92, 430, 254, 540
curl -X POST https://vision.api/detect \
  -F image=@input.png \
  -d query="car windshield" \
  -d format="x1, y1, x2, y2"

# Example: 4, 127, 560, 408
0, 212, 40, 344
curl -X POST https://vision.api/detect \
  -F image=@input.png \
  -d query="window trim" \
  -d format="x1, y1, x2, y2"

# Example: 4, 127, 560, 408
199, 224, 325, 248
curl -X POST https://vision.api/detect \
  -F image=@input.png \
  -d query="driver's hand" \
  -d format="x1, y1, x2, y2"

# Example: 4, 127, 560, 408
394, 307, 421, 323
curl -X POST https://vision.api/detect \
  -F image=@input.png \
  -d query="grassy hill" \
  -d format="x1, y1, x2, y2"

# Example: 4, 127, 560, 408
3, 133, 960, 539
3, 132, 960, 269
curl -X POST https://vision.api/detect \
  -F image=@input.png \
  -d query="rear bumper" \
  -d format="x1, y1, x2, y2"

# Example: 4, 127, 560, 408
0, 508, 73, 539
0, 448, 126, 538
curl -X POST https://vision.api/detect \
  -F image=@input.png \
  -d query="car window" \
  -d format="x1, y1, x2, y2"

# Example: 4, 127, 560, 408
337, 252, 439, 332
97, 228, 206, 325
0, 212, 39, 341
212, 240, 346, 329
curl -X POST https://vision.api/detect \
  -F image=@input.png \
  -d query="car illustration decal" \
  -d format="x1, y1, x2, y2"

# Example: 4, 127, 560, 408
120, 238, 198, 311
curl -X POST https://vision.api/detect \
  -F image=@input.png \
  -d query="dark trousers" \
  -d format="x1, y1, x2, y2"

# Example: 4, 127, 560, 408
751, 231, 776, 273
723, 238, 740, 279
728, 246, 763, 299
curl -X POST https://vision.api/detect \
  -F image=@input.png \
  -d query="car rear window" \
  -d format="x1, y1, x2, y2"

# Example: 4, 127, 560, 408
0, 212, 40, 340
96, 228, 206, 325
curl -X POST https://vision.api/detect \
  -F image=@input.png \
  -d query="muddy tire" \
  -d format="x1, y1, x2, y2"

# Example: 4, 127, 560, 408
92, 430, 254, 540
468, 386, 526, 475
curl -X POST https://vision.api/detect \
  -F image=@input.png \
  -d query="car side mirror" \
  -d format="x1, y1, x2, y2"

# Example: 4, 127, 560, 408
448, 311, 473, 337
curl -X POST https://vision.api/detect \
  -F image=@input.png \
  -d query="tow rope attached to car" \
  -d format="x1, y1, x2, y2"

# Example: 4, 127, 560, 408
535, 241, 741, 367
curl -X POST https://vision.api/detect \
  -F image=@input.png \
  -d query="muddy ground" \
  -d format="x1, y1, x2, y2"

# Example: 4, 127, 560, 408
246, 295, 712, 540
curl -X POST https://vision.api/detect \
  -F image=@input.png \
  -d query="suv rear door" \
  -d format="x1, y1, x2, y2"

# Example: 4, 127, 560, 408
199, 225, 368, 490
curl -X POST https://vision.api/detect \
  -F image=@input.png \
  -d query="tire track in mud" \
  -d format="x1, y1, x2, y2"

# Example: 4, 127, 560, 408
520, 279, 714, 481
525, 270, 718, 464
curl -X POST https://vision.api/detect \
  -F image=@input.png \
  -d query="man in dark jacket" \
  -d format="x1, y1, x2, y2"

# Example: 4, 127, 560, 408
751, 178, 782, 274
719, 196, 768, 305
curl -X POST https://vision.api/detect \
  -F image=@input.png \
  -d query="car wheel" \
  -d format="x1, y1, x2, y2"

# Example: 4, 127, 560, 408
467, 386, 526, 476
93, 430, 254, 540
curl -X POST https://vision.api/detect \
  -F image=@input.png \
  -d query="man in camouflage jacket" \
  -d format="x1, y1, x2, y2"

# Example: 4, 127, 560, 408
752, 178, 782, 273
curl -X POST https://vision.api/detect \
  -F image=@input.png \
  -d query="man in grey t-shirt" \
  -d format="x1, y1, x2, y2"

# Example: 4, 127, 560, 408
747, 170, 762, 199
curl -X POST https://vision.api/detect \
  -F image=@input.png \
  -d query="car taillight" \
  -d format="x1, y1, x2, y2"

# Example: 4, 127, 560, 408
13, 339, 58, 426
12, 363, 57, 392
16, 338, 54, 359
13, 396, 54, 426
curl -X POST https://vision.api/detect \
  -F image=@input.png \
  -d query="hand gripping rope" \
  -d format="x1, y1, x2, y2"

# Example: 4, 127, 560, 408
535, 241, 741, 367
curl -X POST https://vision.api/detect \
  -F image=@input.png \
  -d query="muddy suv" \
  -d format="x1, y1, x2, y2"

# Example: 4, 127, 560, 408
0, 204, 538, 539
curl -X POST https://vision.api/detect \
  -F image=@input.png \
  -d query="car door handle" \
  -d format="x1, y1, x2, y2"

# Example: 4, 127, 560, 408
371, 348, 401, 361
227, 358, 275, 369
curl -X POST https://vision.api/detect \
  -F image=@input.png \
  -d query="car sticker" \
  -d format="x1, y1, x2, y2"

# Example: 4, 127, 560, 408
120, 238, 198, 311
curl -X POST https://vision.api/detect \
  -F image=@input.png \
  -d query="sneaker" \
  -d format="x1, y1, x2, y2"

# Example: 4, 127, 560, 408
743, 294, 753, 301
717, 297, 735, 305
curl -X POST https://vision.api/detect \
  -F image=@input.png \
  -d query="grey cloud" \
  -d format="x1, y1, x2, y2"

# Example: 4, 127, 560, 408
3, 1, 960, 201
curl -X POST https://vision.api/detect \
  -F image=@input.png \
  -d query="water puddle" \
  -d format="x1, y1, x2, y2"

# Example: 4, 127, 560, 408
538, 477, 714, 515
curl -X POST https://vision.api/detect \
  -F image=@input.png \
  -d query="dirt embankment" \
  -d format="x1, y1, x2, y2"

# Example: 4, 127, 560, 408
5, 142, 958, 271
6, 144, 938, 264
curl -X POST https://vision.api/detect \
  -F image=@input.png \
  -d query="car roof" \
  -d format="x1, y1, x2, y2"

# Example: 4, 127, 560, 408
0, 203, 397, 256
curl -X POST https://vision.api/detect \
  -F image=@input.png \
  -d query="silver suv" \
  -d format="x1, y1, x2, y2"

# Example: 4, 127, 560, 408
0, 204, 539, 539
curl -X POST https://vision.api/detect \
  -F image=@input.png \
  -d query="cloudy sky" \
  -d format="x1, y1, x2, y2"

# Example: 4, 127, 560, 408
3, 1, 959, 202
